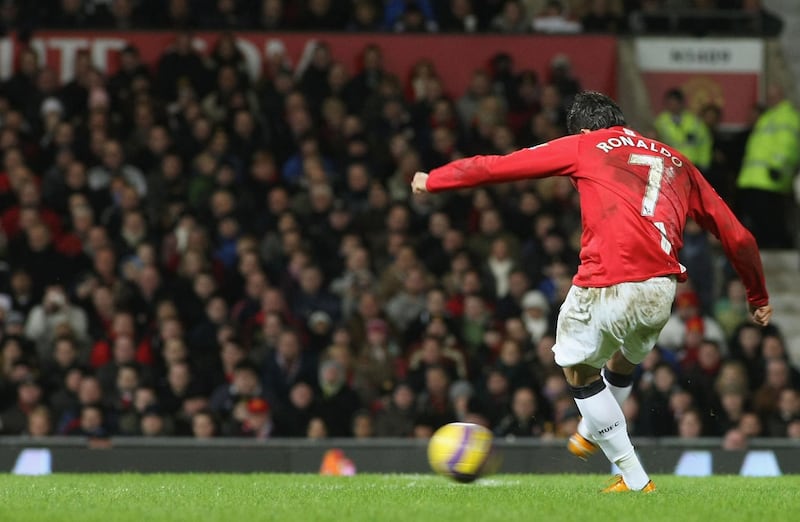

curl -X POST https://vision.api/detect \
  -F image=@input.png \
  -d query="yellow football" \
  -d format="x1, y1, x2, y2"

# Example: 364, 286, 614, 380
427, 422, 494, 483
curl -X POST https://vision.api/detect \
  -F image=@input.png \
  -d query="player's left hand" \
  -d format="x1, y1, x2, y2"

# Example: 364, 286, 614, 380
411, 172, 429, 194
750, 304, 773, 326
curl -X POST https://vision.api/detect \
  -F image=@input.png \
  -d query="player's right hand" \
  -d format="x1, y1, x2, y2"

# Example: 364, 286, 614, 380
750, 304, 773, 326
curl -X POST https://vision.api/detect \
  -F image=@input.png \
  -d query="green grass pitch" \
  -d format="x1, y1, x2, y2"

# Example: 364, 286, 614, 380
1, 474, 798, 522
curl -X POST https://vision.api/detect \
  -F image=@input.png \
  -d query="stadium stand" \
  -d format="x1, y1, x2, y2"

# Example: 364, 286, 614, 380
0, 1, 798, 447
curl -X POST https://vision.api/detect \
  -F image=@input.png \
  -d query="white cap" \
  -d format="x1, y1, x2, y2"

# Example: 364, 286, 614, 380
266, 39, 287, 58
522, 290, 549, 313
41, 97, 64, 116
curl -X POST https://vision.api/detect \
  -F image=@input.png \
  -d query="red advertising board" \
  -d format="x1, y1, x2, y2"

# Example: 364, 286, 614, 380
0, 32, 617, 99
635, 37, 763, 128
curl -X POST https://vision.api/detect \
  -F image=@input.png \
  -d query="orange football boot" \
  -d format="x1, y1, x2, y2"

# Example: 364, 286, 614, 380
601, 475, 656, 493
567, 432, 599, 461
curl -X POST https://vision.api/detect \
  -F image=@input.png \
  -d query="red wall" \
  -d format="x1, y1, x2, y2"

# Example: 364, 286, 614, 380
0, 32, 617, 98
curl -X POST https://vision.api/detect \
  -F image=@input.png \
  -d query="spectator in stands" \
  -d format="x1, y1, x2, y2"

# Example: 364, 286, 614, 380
209, 361, 264, 432
786, 420, 800, 439
713, 278, 750, 339
306, 417, 328, 439
385, 0, 438, 32
738, 410, 764, 438
548, 55, 581, 109
139, 407, 170, 436
40, 336, 81, 393
66, 404, 108, 437
262, 330, 317, 407
255, 0, 286, 29
457, 70, 492, 132
441, 0, 480, 32
768, 388, 800, 437
416, 364, 456, 429
353, 318, 398, 404
683, 339, 723, 408
374, 382, 416, 437
272, 381, 317, 437
107, 0, 145, 29
409, 327, 467, 386
302, 0, 349, 30
520, 290, 552, 346
50, 0, 93, 27
349, 0, 383, 31
24, 285, 88, 360
482, 237, 518, 300
0, 378, 43, 435
654, 88, 712, 173
87, 139, 147, 196
638, 362, 679, 436
498, 337, 537, 389
236, 397, 273, 438
191, 409, 218, 438
490, 0, 529, 33
677, 408, 704, 438
582, 0, 625, 33
531, 1, 582, 33
57, 374, 104, 434
385, 267, 430, 335
3, 48, 39, 112
96, 334, 148, 395
25, 405, 53, 437
679, 221, 714, 313
316, 359, 361, 436
658, 289, 726, 355
729, 324, 764, 390
494, 386, 543, 437
753, 358, 792, 418
715, 358, 751, 395
10, 222, 69, 296
736, 84, 800, 248
713, 387, 747, 436
156, 32, 210, 102
6, 269, 35, 318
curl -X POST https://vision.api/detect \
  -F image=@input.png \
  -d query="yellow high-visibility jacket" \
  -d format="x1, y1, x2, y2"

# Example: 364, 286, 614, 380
654, 110, 712, 171
737, 100, 800, 194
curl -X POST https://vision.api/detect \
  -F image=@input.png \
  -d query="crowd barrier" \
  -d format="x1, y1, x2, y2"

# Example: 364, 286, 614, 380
2, 437, 797, 476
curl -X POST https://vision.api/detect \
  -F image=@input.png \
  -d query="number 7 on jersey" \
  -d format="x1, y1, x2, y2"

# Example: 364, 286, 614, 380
628, 153, 664, 217
628, 153, 672, 254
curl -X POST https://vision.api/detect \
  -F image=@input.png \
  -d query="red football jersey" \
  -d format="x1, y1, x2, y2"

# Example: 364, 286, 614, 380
426, 126, 768, 307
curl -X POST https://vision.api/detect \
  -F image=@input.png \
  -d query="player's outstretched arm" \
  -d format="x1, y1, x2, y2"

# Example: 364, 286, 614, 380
414, 136, 579, 193
688, 167, 770, 317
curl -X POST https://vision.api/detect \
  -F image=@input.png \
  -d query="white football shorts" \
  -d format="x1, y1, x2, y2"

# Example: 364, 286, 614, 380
553, 276, 677, 368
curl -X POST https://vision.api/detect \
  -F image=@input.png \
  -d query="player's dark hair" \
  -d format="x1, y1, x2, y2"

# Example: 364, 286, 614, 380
566, 91, 626, 135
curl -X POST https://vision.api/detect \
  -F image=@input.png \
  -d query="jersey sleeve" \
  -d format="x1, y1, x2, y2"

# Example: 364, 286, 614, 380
425, 134, 579, 192
687, 167, 769, 307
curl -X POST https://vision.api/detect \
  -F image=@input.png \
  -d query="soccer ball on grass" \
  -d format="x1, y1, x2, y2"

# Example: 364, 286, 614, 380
427, 422, 494, 483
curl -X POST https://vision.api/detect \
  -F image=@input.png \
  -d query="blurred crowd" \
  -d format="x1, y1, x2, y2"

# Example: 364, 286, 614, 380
0, 0, 784, 37
0, 19, 798, 448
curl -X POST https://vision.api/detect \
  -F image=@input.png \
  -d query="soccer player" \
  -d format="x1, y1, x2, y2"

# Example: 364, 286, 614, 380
411, 91, 772, 492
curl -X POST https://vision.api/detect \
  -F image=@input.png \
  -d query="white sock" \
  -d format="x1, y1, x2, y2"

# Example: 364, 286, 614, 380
574, 386, 649, 490
577, 373, 632, 441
